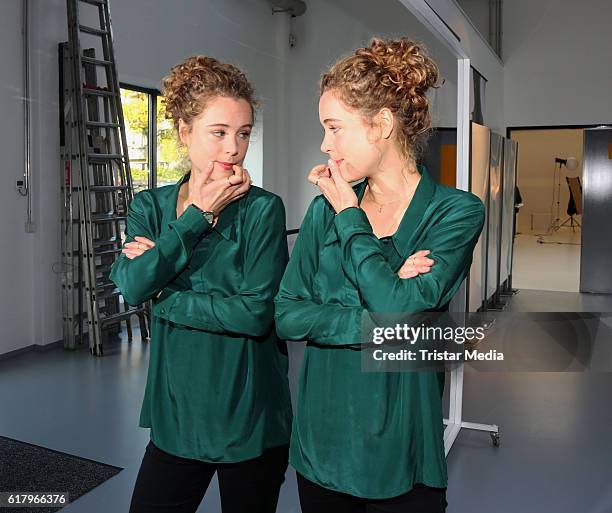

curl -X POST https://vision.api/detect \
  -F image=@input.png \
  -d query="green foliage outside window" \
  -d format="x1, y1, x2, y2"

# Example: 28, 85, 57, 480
121, 89, 188, 188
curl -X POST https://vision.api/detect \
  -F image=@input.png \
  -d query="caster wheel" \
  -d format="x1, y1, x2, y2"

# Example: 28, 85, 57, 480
490, 431, 500, 447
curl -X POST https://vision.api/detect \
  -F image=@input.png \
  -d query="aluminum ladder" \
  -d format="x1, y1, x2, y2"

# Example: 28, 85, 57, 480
60, 0, 149, 356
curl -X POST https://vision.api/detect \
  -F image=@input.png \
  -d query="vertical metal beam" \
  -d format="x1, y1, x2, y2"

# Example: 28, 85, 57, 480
395, 0, 500, 454
22, 0, 34, 232
149, 93, 157, 189
456, 58, 471, 192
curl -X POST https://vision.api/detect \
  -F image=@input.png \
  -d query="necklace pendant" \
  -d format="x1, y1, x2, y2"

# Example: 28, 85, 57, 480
378, 205, 382, 213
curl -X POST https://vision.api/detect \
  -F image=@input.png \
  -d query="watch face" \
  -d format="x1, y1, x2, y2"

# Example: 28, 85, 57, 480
204, 212, 214, 224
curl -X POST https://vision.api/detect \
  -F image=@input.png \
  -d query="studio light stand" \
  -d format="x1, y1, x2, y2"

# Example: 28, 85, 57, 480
558, 176, 582, 231
547, 156, 579, 234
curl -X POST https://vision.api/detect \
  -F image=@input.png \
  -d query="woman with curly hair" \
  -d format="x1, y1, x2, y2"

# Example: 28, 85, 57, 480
275, 37, 485, 512
110, 55, 292, 513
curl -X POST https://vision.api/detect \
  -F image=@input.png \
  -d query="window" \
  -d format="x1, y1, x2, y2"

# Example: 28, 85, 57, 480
120, 84, 185, 192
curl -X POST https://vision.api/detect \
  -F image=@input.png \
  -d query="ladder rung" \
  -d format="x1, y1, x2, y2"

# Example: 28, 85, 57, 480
81, 56, 113, 67
89, 185, 129, 192
100, 307, 147, 326
79, 25, 108, 36
96, 248, 122, 256
79, 0, 106, 5
91, 212, 127, 223
71, 310, 100, 322
67, 265, 115, 281
83, 86, 116, 97
63, 249, 118, 258
71, 280, 115, 289
73, 304, 127, 321
96, 263, 114, 273
93, 237, 119, 247
97, 287, 122, 300
87, 121, 121, 128
88, 152, 123, 161
71, 214, 126, 223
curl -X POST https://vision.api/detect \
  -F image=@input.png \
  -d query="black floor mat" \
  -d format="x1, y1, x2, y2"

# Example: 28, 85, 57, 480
0, 436, 122, 512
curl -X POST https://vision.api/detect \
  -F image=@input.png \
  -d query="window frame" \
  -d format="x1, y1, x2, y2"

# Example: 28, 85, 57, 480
120, 82, 161, 189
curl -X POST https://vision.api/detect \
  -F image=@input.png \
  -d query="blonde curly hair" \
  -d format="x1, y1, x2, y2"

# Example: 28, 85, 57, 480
320, 37, 440, 163
161, 55, 259, 131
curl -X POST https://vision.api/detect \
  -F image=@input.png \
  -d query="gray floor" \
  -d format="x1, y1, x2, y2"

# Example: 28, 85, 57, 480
1, 289, 611, 513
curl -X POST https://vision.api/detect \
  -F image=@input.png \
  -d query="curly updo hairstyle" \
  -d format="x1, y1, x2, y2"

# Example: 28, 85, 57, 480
320, 37, 440, 164
162, 55, 259, 131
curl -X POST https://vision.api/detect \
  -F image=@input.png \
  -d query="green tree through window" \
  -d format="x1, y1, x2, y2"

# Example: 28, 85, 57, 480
121, 86, 186, 192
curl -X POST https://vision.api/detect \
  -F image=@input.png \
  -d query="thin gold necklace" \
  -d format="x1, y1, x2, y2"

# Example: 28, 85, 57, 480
366, 191, 403, 213
365, 170, 417, 213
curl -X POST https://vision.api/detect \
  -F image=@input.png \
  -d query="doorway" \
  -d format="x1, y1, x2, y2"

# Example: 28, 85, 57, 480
508, 127, 583, 292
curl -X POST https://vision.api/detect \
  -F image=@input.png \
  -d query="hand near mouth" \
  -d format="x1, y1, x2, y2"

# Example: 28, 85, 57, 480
309, 159, 358, 214
307, 163, 331, 186
185, 161, 252, 219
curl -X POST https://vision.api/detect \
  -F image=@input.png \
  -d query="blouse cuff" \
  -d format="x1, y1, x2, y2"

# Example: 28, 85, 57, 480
152, 287, 180, 320
167, 204, 213, 245
333, 207, 373, 245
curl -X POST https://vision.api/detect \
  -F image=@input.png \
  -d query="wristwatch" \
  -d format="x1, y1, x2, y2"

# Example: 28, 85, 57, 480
191, 204, 215, 225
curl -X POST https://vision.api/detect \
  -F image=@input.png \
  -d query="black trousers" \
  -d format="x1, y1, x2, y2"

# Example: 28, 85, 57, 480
297, 472, 447, 513
129, 440, 289, 513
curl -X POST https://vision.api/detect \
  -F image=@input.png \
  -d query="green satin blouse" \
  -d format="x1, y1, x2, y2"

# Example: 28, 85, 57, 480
274, 167, 485, 498
109, 171, 293, 463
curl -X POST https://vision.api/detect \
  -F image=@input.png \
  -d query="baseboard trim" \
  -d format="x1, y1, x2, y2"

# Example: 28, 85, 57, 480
0, 339, 64, 362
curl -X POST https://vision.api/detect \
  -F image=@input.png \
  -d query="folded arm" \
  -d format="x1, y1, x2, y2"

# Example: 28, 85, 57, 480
334, 197, 485, 313
109, 191, 212, 305
153, 195, 289, 338
274, 198, 364, 346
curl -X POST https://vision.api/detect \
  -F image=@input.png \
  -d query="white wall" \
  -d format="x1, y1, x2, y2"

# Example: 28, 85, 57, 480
503, 0, 612, 127
0, 1, 34, 355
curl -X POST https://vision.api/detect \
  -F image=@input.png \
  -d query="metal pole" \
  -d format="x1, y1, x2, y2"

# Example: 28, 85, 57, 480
23, 0, 34, 232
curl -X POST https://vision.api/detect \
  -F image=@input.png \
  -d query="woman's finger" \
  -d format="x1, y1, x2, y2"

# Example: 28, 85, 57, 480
234, 172, 252, 195
197, 161, 215, 188
328, 160, 350, 188
308, 164, 329, 185
316, 176, 335, 196
122, 249, 143, 260
399, 269, 419, 279
411, 250, 432, 258
412, 257, 434, 268
134, 236, 156, 248
398, 259, 432, 278
233, 183, 250, 199
123, 246, 144, 253
243, 168, 253, 185
123, 243, 146, 252
231, 164, 245, 184
401, 255, 434, 271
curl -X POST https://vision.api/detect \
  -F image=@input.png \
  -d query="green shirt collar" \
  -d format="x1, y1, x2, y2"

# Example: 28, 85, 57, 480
174, 171, 237, 242
323, 165, 436, 254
